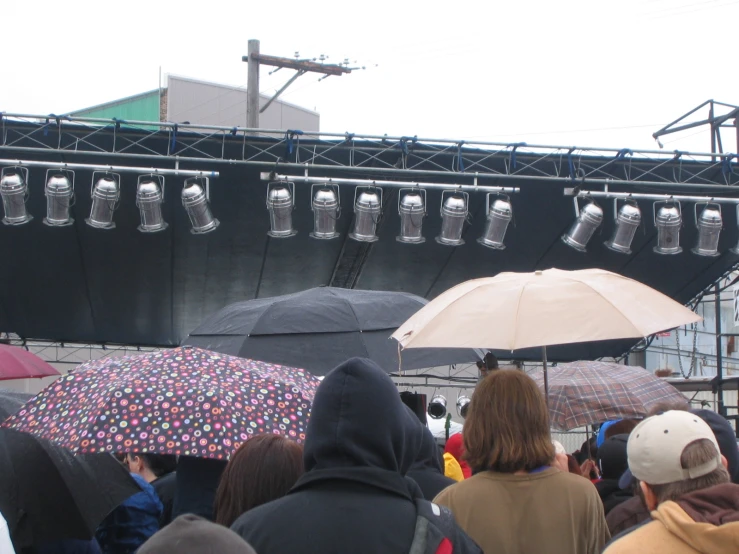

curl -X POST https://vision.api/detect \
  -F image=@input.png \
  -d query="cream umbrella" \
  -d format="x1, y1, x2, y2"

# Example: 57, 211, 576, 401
392, 268, 702, 400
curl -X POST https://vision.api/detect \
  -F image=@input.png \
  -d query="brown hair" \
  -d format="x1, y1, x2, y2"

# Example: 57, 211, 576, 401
566, 454, 582, 475
214, 434, 304, 527
464, 370, 554, 474
604, 419, 639, 440
648, 439, 729, 504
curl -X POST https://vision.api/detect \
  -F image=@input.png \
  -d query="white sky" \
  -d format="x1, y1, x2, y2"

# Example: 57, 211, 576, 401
2, 0, 738, 154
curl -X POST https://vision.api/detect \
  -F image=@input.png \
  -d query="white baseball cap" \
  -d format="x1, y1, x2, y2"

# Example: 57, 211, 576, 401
627, 410, 722, 485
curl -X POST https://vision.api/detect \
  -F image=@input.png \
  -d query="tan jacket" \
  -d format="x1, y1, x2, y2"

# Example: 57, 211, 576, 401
433, 468, 609, 554
604, 484, 739, 554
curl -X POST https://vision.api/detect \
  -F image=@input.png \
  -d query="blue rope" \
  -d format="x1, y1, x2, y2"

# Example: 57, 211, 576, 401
509, 142, 526, 170
615, 148, 633, 161
457, 141, 465, 172
345, 132, 355, 141
567, 148, 576, 180
722, 154, 736, 176
170, 124, 178, 154
284, 129, 304, 159
112, 117, 126, 130
231, 127, 238, 136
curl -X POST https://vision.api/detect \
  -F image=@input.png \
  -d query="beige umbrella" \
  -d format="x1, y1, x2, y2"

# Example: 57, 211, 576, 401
392, 268, 701, 400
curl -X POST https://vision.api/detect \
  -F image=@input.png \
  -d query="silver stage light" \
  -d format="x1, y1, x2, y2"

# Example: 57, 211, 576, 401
86, 172, 120, 230
478, 193, 513, 250
182, 177, 219, 234
266, 181, 297, 238
397, 188, 426, 244
653, 200, 682, 255
692, 202, 722, 257
349, 187, 382, 242
44, 169, 74, 227
310, 184, 340, 240
456, 395, 471, 419
428, 395, 448, 419
604, 199, 641, 254
0, 166, 32, 225
436, 191, 469, 246
562, 199, 603, 252
136, 175, 167, 233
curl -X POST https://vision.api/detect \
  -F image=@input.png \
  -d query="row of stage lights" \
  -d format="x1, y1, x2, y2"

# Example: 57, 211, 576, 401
1, 165, 735, 257
0, 166, 219, 234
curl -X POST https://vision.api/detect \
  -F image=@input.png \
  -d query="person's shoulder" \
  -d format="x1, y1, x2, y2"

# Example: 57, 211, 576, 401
603, 520, 661, 554
549, 470, 599, 492
433, 474, 491, 503
230, 494, 297, 534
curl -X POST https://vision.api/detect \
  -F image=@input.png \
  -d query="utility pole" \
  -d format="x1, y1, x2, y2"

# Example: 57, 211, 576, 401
243, 40, 357, 130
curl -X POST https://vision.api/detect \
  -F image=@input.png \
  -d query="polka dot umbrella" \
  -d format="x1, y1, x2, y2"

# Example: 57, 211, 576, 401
3, 347, 319, 459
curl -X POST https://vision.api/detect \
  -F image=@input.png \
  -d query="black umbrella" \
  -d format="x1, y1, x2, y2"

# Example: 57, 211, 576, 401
183, 287, 482, 375
0, 428, 142, 548
0, 389, 31, 421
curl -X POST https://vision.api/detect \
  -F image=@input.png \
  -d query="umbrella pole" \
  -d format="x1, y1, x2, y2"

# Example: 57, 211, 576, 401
542, 345, 549, 409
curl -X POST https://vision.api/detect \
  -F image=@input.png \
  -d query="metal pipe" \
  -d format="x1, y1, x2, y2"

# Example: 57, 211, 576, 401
0, 158, 218, 178
262, 172, 520, 193
3, 112, 737, 159
566, 189, 739, 204
393, 382, 477, 390
716, 284, 726, 417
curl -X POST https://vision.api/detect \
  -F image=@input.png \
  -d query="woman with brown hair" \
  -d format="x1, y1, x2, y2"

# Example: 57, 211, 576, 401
214, 434, 304, 528
434, 370, 610, 554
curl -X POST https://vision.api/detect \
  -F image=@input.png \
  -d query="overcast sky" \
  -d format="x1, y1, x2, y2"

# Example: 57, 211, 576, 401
2, 0, 738, 154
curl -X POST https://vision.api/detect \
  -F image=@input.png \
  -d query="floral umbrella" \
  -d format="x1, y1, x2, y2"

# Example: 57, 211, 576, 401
3, 347, 319, 459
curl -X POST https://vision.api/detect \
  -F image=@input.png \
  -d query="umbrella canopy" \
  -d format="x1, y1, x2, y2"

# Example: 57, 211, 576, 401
528, 361, 688, 430
0, 345, 60, 381
393, 268, 702, 351
0, 428, 141, 548
4, 347, 319, 460
184, 287, 482, 375
0, 389, 31, 421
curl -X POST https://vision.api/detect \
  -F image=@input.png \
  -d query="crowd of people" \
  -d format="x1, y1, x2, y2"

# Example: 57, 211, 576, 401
2, 357, 738, 553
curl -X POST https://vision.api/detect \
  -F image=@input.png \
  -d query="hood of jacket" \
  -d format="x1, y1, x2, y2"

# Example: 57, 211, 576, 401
302, 357, 422, 475
653, 483, 739, 553
444, 432, 472, 479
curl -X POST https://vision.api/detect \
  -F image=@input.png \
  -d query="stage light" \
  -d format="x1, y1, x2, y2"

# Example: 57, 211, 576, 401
436, 191, 469, 246
653, 200, 682, 255
349, 187, 382, 242
310, 184, 340, 240
266, 181, 296, 238
182, 177, 219, 234
428, 395, 448, 419
456, 395, 471, 419
604, 199, 641, 254
397, 188, 426, 243
86, 172, 120, 229
44, 169, 74, 227
562, 199, 603, 252
136, 175, 167, 233
0, 166, 32, 225
692, 202, 722, 257
478, 193, 513, 250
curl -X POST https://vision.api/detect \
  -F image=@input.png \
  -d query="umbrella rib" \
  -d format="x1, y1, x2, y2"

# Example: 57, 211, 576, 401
510, 283, 529, 351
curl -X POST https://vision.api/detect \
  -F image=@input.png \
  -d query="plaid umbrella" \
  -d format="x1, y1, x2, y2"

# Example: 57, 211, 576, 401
4, 347, 319, 459
528, 361, 687, 430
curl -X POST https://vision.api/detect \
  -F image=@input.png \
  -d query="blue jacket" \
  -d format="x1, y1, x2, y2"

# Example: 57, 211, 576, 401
95, 474, 162, 554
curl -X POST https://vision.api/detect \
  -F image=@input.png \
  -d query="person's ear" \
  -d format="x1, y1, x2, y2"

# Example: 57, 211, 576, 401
721, 455, 729, 470
640, 481, 658, 511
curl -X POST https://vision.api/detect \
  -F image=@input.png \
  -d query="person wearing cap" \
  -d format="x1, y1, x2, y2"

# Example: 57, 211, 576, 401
138, 514, 256, 554
603, 410, 739, 554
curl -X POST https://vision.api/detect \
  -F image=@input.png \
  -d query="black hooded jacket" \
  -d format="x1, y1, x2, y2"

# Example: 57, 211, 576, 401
230, 358, 481, 554
407, 410, 456, 501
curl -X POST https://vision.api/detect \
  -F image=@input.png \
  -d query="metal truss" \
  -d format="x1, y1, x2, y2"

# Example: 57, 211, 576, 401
1, 333, 158, 365
2, 113, 739, 190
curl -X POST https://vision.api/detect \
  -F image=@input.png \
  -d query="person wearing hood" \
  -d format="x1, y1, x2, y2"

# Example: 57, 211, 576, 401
406, 408, 456, 500
595, 435, 632, 515
230, 358, 482, 554
604, 411, 739, 554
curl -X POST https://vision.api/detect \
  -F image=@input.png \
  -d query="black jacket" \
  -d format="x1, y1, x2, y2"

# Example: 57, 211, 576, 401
595, 479, 632, 515
231, 357, 481, 554
407, 415, 456, 501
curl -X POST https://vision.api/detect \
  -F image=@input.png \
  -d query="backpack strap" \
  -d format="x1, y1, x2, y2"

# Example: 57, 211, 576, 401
408, 499, 458, 554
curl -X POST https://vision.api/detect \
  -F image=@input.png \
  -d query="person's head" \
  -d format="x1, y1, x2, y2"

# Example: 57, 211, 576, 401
603, 419, 639, 440
126, 452, 177, 482
476, 352, 499, 377
303, 357, 423, 475
406, 406, 444, 474
138, 514, 257, 554
627, 411, 730, 510
214, 434, 303, 527
597, 434, 629, 480
464, 370, 554, 474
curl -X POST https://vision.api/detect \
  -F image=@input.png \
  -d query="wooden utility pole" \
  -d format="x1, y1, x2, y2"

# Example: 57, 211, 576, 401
246, 39, 260, 130
243, 40, 356, 130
